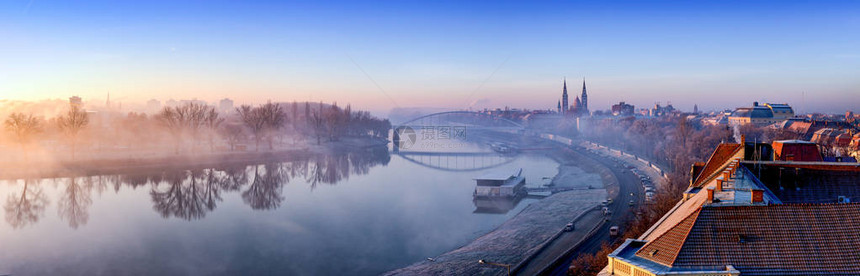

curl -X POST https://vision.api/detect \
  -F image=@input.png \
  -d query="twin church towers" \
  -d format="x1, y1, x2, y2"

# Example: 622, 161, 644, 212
557, 78, 588, 116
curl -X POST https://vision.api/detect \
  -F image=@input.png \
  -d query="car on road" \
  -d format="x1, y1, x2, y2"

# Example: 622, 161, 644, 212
629, 199, 635, 206
607, 198, 613, 204
564, 222, 575, 232
645, 192, 655, 202
609, 226, 620, 236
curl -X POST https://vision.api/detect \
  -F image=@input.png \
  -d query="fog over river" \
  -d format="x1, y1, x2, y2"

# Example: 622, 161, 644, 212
0, 143, 562, 275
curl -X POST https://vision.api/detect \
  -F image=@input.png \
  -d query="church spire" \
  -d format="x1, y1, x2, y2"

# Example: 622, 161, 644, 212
561, 78, 569, 116
581, 78, 588, 114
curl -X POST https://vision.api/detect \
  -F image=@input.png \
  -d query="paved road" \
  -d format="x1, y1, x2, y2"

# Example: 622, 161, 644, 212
545, 145, 645, 276
515, 209, 604, 275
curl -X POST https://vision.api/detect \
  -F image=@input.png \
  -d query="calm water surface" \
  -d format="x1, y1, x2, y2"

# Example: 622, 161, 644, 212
0, 146, 558, 275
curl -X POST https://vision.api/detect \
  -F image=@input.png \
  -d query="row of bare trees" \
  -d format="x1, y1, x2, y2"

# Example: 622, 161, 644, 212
4, 104, 90, 160
157, 102, 224, 153
2, 100, 391, 162
236, 102, 286, 151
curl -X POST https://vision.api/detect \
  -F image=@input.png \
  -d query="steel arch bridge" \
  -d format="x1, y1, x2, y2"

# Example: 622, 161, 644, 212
391, 111, 525, 172
395, 151, 517, 172
396, 111, 525, 131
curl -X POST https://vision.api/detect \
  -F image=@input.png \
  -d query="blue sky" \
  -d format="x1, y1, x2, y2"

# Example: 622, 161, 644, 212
1, 0, 858, 114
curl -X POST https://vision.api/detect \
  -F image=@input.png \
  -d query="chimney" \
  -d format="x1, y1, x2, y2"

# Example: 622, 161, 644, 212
751, 189, 764, 204
741, 135, 746, 145
716, 176, 724, 192
707, 187, 715, 203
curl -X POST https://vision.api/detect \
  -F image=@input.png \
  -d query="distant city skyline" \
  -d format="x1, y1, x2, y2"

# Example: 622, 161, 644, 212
2, 1, 859, 114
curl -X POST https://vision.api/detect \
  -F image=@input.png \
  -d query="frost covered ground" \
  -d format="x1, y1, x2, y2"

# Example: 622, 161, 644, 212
386, 188, 606, 276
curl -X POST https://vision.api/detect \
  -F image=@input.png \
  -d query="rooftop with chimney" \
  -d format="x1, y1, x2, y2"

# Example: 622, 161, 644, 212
604, 136, 860, 276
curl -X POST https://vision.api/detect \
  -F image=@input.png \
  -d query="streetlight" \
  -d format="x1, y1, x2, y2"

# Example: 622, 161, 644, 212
478, 259, 511, 276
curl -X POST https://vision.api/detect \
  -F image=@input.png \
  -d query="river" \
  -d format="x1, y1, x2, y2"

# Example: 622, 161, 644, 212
0, 142, 560, 275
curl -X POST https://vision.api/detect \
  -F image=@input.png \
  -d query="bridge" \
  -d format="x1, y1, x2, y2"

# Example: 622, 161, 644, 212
395, 110, 525, 132
396, 151, 517, 172
392, 111, 526, 172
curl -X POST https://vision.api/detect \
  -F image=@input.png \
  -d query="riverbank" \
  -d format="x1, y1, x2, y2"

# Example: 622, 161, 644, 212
0, 136, 388, 180
386, 144, 613, 275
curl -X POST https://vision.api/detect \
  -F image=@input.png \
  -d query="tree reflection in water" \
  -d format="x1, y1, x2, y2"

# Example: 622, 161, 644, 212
5, 148, 390, 226
4, 179, 50, 229
242, 163, 288, 210
58, 177, 93, 229
308, 147, 390, 189
151, 170, 224, 220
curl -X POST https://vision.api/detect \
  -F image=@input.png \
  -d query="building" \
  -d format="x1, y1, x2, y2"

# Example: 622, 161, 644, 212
69, 96, 83, 107
146, 99, 162, 114
728, 102, 794, 126
811, 128, 853, 148
557, 78, 589, 117
219, 98, 234, 114
603, 138, 860, 276
772, 140, 822, 161
763, 103, 794, 120
473, 168, 525, 198
649, 103, 676, 117
611, 102, 635, 116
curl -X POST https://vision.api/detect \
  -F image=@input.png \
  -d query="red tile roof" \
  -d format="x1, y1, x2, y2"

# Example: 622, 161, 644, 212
639, 203, 860, 275
634, 208, 700, 266
692, 143, 743, 187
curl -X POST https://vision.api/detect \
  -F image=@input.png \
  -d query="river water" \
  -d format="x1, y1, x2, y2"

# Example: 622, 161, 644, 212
0, 144, 560, 275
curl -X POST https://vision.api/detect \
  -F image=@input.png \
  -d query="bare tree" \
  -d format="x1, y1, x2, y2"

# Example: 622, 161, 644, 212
324, 103, 344, 141
4, 113, 42, 149
219, 123, 245, 151
236, 102, 288, 151
310, 103, 326, 145
203, 108, 224, 152
258, 102, 287, 149
158, 107, 184, 154
157, 102, 213, 154
236, 105, 266, 151
57, 104, 89, 160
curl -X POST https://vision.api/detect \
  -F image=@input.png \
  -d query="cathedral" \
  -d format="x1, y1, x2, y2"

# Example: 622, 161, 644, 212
557, 78, 588, 117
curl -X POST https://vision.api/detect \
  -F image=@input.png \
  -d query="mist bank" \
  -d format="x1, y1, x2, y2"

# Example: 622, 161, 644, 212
2, 99, 392, 178
0, 97, 391, 171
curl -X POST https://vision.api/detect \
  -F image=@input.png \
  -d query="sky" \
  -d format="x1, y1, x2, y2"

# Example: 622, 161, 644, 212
1, 0, 859, 115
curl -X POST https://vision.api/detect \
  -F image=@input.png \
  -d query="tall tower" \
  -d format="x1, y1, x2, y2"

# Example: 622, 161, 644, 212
557, 100, 562, 114
562, 78, 569, 115
581, 78, 588, 115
